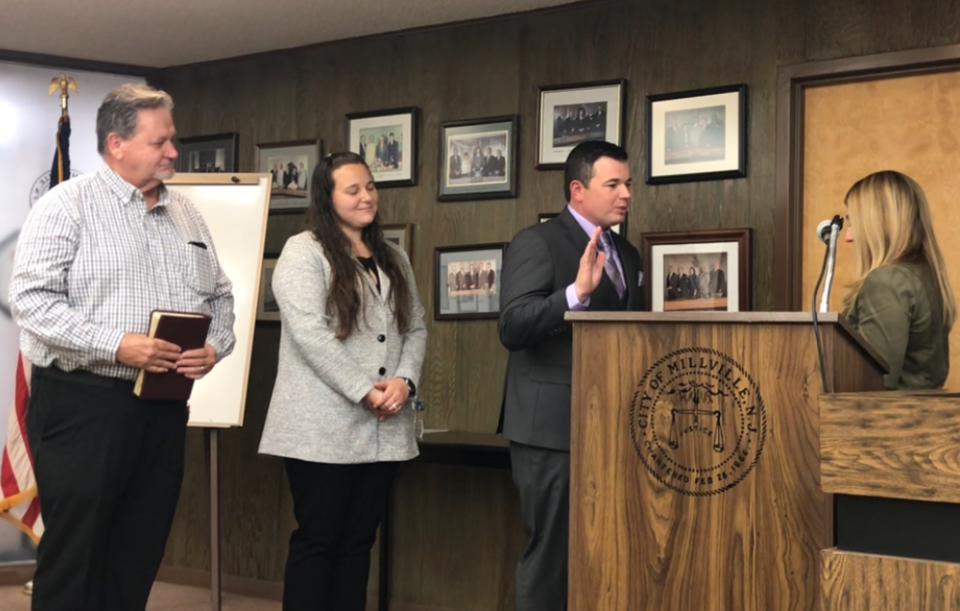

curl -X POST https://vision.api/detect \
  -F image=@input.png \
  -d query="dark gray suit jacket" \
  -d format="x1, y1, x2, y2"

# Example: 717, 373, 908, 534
498, 208, 643, 451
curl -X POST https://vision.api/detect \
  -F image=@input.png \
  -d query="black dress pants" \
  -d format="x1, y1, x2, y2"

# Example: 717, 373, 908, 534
510, 441, 570, 611
282, 458, 399, 611
26, 366, 188, 611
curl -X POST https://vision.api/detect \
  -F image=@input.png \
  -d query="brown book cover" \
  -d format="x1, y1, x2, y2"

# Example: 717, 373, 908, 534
133, 310, 212, 401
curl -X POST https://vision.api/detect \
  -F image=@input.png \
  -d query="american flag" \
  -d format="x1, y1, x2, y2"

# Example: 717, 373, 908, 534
0, 108, 71, 543
0, 354, 42, 542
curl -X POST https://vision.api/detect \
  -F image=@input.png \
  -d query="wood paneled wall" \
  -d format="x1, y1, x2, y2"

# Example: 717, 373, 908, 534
157, 0, 960, 608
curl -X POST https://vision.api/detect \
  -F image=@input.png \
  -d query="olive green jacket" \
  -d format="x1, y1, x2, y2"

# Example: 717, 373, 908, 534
844, 261, 949, 389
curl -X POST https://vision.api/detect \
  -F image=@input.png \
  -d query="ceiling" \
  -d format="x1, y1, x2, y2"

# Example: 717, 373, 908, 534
1, 0, 589, 69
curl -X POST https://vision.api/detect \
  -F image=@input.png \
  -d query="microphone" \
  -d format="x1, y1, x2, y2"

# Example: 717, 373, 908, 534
816, 220, 832, 243
816, 215, 844, 243
818, 214, 844, 312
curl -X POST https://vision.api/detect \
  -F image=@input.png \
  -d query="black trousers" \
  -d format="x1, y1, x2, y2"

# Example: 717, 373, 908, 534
27, 366, 188, 611
282, 458, 399, 611
510, 441, 570, 611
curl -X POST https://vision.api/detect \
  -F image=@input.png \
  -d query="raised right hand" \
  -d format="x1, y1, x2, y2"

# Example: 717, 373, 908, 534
116, 333, 181, 372
573, 226, 607, 302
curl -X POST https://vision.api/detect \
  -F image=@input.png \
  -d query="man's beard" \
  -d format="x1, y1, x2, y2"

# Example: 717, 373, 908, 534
154, 166, 175, 181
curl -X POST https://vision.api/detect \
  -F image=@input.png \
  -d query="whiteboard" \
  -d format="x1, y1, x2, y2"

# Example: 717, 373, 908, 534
166, 174, 270, 427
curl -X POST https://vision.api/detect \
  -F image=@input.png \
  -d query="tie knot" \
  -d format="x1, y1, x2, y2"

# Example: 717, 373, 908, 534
598, 231, 614, 251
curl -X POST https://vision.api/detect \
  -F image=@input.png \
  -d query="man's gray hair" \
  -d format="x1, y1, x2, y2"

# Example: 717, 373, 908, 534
96, 83, 174, 155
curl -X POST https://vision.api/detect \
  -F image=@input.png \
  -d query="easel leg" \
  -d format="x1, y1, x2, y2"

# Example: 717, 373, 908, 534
209, 428, 221, 611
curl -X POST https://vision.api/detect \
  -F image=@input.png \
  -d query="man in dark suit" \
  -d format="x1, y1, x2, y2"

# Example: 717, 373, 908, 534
493, 149, 506, 176
449, 146, 462, 180
386, 133, 400, 168
482, 147, 497, 176
498, 140, 642, 611
467, 264, 479, 290
711, 262, 727, 297
666, 265, 676, 300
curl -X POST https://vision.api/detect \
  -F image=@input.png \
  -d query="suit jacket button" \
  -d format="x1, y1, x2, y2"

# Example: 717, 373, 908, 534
379, 367, 386, 375
377, 334, 386, 342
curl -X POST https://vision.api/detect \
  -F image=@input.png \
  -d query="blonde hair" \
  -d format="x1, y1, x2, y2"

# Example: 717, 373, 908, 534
842, 170, 956, 329
96, 83, 174, 155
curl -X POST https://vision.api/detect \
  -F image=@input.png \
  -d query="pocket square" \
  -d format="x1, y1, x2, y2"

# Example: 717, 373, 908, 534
637, 271, 644, 286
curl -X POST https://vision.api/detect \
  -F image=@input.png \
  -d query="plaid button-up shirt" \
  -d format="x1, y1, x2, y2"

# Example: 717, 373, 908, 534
10, 164, 235, 381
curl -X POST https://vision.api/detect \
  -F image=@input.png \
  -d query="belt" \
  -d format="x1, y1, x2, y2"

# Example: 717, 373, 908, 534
33, 365, 135, 391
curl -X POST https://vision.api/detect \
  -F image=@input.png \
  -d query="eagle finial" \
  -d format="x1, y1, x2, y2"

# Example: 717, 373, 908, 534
48, 74, 79, 117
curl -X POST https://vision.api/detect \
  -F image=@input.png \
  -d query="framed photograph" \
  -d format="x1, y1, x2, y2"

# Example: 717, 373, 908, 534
646, 84, 748, 184
256, 257, 281, 321
438, 115, 519, 201
641, 228, 751, 313
346, 107, 418, 188
537, 79, 626, 169
381, 223, 413, 260
256, 139, 321, 214
434, 243, 508, 320
176, 132, 239, 173
537, 211, 627, 236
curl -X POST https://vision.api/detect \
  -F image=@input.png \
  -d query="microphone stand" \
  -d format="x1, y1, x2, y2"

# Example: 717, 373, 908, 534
812, 215, 843, 394
818, 223, 841, 313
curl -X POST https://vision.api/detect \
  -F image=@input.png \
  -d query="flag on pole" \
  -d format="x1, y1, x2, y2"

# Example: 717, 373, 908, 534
0, 354, 41, 542
50, 114, 71, 189
0, 105, 72, 543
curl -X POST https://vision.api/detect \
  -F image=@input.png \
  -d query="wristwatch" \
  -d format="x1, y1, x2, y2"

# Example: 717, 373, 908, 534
402, 377, 417, 397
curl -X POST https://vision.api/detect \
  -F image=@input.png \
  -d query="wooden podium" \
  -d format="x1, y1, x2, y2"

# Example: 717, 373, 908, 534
819, 391, 960, 610
566, 312, 885, 611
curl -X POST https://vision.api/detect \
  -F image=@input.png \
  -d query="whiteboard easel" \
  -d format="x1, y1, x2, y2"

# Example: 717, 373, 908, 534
166, 174, 271, 611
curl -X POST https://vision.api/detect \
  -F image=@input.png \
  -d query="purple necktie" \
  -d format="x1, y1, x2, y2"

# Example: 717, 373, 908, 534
598, 231, 626, 298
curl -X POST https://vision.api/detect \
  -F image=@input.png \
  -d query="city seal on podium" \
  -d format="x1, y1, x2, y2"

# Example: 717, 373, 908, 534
629, 347, 766, 496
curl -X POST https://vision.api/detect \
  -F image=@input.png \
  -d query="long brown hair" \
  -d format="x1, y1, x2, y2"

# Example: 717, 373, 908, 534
306, 152, 412, 339
842, 170, 956, 329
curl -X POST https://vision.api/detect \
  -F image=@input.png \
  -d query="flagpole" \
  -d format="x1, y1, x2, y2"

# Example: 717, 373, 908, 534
48, 74, 77, 189
18, 73, 80, 598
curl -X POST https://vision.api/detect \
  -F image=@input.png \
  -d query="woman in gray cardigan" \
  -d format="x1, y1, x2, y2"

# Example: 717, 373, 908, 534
259, 152, 426, 611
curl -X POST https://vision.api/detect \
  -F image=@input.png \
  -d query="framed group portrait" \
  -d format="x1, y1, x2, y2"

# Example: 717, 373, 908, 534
537, 79, 626, 169
438, 115, 519, 201
346, 107, 418, 188
176, 132, 239, 173
381, 223, 413, 261
640, 228, 751, 313
646, 83, 748, 184
434, 243, 508, 321
256, 257, 280, 321
256, 139, 321, 213
537, 211, 626, 236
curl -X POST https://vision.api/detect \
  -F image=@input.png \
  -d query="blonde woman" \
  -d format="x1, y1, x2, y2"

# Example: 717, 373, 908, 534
842, 170, 956, 389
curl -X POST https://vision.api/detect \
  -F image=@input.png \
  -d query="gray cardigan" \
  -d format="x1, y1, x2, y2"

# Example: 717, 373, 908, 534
258, 231, 427, 463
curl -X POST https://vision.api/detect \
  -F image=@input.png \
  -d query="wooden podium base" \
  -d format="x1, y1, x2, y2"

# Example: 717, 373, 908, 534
821, 548, 960, 610
567, 313, 886, 611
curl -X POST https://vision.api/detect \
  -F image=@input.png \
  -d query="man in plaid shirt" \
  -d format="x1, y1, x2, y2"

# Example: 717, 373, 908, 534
10, 83, 235, 611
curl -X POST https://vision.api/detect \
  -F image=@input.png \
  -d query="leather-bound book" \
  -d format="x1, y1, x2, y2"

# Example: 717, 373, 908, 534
133, 310, 211, 401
